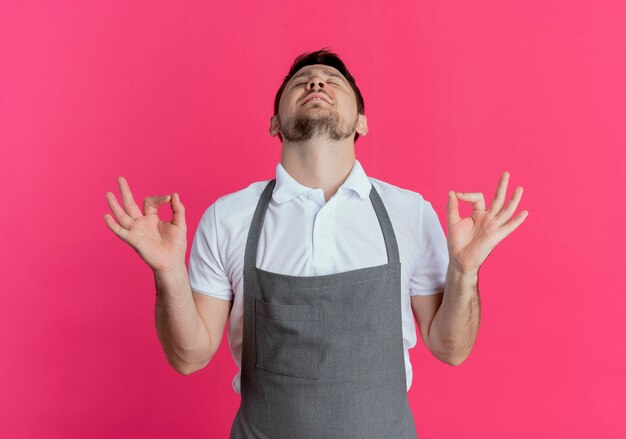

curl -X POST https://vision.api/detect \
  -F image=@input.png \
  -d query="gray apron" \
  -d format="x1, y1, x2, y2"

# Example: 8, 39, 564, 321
230, 179, 418, 439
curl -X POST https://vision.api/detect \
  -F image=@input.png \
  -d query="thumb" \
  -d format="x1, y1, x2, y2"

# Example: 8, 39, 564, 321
170, 192, 186, 228
144, 195, 171, 216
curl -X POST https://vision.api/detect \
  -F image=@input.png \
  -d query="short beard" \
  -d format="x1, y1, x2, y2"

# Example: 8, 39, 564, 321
278, 107, 359, 142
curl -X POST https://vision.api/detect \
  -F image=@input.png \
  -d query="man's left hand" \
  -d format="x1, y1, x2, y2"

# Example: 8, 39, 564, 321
446, 171, 529, 273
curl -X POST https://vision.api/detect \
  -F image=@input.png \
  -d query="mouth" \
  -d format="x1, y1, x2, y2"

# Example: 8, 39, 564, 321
301, 95, 332, 106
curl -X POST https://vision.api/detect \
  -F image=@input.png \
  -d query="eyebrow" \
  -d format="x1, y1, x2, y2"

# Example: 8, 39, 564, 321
290, 69, 347, 84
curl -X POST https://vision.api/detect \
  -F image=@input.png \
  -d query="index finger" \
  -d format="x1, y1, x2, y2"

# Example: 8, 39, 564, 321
117, 176, 143, 219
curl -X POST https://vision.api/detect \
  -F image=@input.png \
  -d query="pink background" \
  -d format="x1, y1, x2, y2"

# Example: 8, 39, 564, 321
1, 1, 624, 437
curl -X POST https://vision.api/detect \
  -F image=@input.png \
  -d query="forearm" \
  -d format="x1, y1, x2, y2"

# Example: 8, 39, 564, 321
428, 264, 480, 365
154, 264, 211, 374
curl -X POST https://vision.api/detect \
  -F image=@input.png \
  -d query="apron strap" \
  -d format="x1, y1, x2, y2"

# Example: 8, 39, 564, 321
368, 180, 401, 266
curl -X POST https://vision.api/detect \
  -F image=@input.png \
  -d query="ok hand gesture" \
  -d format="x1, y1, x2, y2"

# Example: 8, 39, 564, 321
104, 176, 187, 274
446, 172, 529, 274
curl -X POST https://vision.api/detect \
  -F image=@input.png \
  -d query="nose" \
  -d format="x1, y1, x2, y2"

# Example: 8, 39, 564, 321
306, 75, 326, 91
308, 81, 324, 89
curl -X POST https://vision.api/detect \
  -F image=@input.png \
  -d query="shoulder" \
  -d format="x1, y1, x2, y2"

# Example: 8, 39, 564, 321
368, 177, 429, 212
213, 179, 271, 213
367, 177, 441, 242
198, 179, 272, 232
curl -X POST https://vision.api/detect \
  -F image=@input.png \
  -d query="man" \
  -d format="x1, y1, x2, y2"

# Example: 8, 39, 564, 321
104, 48, 528, 438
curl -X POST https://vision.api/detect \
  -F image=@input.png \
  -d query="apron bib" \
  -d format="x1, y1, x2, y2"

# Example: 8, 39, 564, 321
230, 179, 418, 439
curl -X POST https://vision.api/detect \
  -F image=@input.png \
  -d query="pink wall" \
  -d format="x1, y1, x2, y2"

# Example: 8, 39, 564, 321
1, 1, 624, 437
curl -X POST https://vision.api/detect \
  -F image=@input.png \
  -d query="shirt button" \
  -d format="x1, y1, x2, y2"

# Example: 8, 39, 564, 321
307, 194, 313, 200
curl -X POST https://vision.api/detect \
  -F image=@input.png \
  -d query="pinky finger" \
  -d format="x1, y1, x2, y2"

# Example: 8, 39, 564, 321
104, 213, 130, 242
498, 210, 529, 239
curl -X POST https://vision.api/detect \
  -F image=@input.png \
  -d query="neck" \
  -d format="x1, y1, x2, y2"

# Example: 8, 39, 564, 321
280, 137, 356, 202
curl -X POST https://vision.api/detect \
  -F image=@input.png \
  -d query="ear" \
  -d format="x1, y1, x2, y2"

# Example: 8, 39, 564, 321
269, 115, 279, 137
356, 114, 368, 136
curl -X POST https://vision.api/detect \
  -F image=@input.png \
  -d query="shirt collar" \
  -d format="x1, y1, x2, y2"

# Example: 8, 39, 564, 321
272, 159, 372, 204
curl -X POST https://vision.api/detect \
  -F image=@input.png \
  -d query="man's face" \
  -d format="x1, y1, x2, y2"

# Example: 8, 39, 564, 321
269, 64, 368, 142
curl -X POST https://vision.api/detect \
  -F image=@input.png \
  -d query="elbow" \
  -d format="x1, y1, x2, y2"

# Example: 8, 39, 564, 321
435, 353, 465, 367
442, 349, 471, 366
445, 355, 467, 367
431, 343, 470, 366
171, 357, 211, 376
175, 365, 197, 376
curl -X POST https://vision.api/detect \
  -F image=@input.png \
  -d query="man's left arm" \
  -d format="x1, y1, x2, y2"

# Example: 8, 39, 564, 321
424, 171, 528, 365
425, 266, 480, 366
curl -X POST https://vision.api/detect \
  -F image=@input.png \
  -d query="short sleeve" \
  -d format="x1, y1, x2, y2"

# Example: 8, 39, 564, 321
409, 201, 449, 296
188, 201, 234, 301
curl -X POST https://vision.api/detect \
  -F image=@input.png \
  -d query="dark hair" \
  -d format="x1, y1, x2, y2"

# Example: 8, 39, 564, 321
273, 47, 365, 142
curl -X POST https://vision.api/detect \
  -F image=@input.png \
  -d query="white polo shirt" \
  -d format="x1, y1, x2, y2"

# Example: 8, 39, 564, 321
189, 159, 449, 394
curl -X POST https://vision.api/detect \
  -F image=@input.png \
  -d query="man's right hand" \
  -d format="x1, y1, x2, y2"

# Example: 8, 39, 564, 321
104, 176, 187, 274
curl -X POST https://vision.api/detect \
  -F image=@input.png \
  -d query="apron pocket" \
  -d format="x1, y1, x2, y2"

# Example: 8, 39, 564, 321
255, 297, 322, 380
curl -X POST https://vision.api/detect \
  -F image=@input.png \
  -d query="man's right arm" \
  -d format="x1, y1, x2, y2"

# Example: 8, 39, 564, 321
154, 263, 231, 375
103, 178, 231, 375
